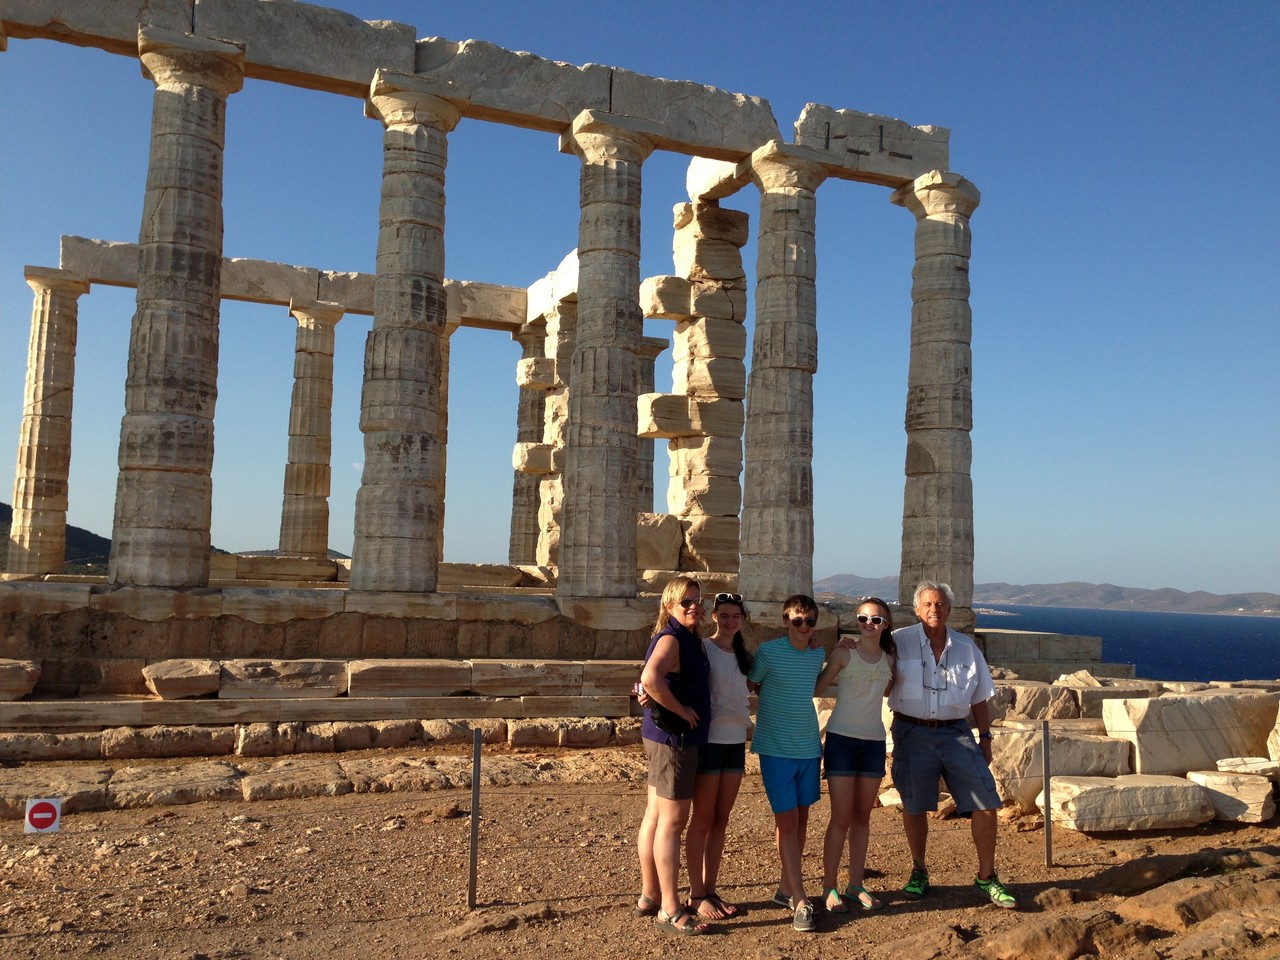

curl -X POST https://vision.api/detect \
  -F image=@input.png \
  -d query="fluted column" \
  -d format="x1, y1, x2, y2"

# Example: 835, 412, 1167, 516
109, 28, 244, 587
556, 111, 657, 597
349, 71, 460, 592
279, 299, 343, 559
892, 170, 981, 613
7, 268, 89, 575
508, 324, 546, 564
739, 143, 827, 602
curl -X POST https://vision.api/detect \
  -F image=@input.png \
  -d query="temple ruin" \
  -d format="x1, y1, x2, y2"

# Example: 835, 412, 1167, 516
1, 1, 982, 693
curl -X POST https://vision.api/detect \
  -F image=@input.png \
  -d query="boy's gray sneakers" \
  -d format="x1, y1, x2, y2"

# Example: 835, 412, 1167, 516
792, 900, 816, 932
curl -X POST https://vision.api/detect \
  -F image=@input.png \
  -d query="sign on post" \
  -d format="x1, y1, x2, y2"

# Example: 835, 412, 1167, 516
24, 798, 62, 834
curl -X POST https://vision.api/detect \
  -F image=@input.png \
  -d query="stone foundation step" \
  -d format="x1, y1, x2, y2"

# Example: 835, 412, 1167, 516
0, 694, 635, 730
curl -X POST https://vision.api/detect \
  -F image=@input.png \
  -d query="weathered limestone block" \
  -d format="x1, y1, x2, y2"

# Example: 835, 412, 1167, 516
638, 394, 744, 439
679, 516, 740, 572
554, 597, 652, 631
346, 659, 472, 698
515, 356, 558, 389
101, 725, 234, 759
1270, 709, 1280, 762
451, 595, 560, 626
582, 660, 642, 696
0, 765, 113, 819
666, 474, 742, 518
0, 581, 92, 614
672, 357, 746, 399
689, 282, 747, 321
468, 659, 582, 697
674, 318, 747, 362
1103, 690, 1280, 775
637, 513, 683, 571
436, 563, 526, 589
142, 659, 220, 699
509, 717, 614, 747
420, 718, 508, 745
1075, 681, 1162, 717
1162, 681, 1210, 693
991, 726, 1131, 812
674, 202, 750, 246
668, 435, 742, 481
339, 755, 453, 792
220, 659, 348, 699
0, 731, 103, 762
978, 630, 1039, 661
370, 719, 421, 749
234, 722, 278, 757
1217, 756, 1280, 780
1186, 770, 1276, 823
640, 275, 694, 320
209, 554, 239, 580
240, 757, 354, 802
997, 681, 1081, 720
673, 236, 747, 283
1037, 774, 1215, 832
108, 760, 243, 809
522, 696, 629, 718
231, 557, 340, 582
0, 659, 40, 701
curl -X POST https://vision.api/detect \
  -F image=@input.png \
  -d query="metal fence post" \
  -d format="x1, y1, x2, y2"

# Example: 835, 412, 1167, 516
468, 727, 482, 908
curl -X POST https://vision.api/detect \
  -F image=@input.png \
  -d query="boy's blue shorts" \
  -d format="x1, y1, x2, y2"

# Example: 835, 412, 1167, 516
758, 754, 821, 814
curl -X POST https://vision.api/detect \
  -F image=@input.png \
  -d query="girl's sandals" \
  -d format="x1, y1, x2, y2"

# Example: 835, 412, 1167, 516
690, 892, 739, 919
633, 894, 659, 917
845, 884, 883, 911
655, 907, 708, 936
824, 887, 848, 913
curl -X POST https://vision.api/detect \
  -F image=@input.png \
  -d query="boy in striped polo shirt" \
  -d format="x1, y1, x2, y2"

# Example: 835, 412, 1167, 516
749, 594, 827, 932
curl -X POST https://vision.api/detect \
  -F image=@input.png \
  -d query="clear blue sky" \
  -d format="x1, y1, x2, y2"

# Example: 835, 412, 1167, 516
2, 1, 1277, 594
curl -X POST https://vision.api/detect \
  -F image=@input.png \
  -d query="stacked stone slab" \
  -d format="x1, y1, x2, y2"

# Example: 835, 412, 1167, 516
512, 252, 578, 569
640, 200, 749, 574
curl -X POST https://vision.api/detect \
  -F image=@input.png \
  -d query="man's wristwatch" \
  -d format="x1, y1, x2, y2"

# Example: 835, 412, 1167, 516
978, 732, 992, 741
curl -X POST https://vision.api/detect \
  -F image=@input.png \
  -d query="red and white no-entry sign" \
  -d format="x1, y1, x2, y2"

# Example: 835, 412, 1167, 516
24, 798, 62, 833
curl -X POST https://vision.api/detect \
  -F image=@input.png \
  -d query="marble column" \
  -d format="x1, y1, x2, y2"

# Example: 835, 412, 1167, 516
279, 299, 343, 559
891, 170, 981, 613
556, 111, 657, 597
349, 71, 460, 593
739, 143, 827, 603
7, 267, 89, 575
109, 28, 244, 588
508, 323, 546, 565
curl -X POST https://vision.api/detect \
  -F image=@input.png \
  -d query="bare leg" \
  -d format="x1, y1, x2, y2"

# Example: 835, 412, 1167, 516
653, 794, 693, 918
902, 809, 929, 871
971, 807, 998, 879
685, 773, 728, 917
702, 771, 742, 914
775, 806, 809, 907
637, 786, 660, 909
822, 777, 854, 901
845, 775, 883, 907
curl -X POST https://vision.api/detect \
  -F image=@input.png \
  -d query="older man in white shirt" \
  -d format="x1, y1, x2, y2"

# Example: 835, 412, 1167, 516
888, 581, 1017, 909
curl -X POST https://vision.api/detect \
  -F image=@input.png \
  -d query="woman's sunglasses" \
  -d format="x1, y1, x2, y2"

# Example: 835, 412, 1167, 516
677, 597, 703, 610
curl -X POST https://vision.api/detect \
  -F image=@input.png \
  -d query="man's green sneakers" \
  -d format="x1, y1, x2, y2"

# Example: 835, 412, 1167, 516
975, 873, 1017, 909
902, 867, 929, 898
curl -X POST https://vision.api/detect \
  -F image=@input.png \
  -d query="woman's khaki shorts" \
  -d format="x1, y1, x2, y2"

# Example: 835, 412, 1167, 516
643, 737, 700, 800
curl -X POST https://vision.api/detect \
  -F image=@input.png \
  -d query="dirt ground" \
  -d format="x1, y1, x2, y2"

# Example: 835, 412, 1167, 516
1, 744, 1277, 959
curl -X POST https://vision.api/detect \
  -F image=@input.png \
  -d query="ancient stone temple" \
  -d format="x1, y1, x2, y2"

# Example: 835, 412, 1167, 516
0, 1, 980, 692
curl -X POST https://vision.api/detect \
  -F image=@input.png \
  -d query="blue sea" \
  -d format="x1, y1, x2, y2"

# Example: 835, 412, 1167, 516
975, 605, 1280, 683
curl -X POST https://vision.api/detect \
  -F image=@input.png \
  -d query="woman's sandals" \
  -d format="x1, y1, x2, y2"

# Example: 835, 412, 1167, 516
655, 907, 708, 936
690, 891, 739, 919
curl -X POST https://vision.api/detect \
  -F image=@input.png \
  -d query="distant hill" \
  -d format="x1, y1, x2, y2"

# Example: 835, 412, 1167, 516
815, 574, 1280, 617
0, 501, 112, 571
0, 502, 229, 573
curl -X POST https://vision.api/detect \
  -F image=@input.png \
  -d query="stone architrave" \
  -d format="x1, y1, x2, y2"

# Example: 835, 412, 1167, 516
739, 142, 827, 601
1186, 770, 1276, 823
557, 111, 658, 597
279, 299, 343, 559
7, 267, 88, 576
891, 170, 981, 613
349, 71, 462, 592
508, 322, 546, 564
1037, 774, 1215, 832
1102, 691, 1280, 776
109, 28, 245, 588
